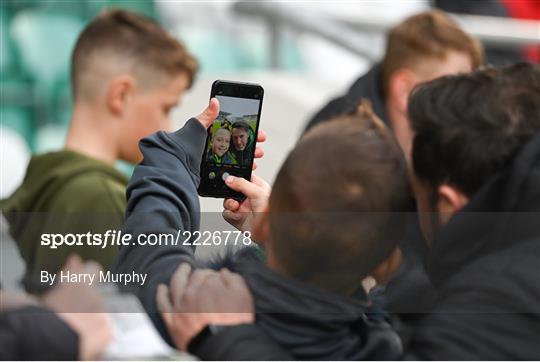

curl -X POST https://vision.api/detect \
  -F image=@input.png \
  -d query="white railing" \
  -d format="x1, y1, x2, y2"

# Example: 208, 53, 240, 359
234, 2, 540, 68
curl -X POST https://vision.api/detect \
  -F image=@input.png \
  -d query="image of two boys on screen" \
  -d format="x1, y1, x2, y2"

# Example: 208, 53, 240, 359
206, 96, 259, 166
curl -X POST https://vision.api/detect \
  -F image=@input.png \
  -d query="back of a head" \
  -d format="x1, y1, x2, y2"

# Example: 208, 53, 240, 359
382, 10, 484, 90
71, 9, 198, 102
409, 63, 540, 197
269, 101, 411, 294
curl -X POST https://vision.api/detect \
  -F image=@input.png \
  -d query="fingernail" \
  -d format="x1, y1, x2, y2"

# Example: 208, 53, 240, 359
226, 175, 235, 184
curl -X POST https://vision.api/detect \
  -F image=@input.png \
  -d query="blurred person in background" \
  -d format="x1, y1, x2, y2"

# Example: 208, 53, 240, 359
305, 10, 483, 160
0, 255, 111, 360
1, 9, 198, 290
304, 10, 484, 330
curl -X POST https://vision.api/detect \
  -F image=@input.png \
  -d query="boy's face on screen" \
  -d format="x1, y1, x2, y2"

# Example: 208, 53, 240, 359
120, 72, 189, 163
212, 129, 231, 156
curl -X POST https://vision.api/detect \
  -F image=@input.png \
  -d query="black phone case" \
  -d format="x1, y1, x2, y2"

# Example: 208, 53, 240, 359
198, 80, 264, 200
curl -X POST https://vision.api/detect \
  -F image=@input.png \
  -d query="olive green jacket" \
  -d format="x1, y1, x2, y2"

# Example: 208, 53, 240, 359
1, 150, 128, 285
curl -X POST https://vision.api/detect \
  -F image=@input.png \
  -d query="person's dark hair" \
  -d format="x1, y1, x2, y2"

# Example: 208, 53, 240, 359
71, 9, 198, 100
268, 100, 411, 294
409, 63, 540, 197
232, 121, 251, 133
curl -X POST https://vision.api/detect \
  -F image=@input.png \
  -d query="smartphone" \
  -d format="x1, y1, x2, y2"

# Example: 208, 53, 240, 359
198, 80, 264, 199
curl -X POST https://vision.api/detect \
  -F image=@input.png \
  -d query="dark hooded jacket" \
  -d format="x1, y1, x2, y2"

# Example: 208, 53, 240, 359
114, 118, 402, 360
1, 150, 128, 291
404, 132, 540, 360
304, 63, 389, 133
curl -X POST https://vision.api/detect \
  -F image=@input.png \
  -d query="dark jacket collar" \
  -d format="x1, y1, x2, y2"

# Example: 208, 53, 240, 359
305, 63, 390, 132
347, 63, 390, 127
228, 249, 402, 360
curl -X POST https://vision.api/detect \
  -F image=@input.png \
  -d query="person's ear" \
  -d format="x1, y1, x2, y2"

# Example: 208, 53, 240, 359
252, 205, 270, 244
105, 75, 136, 117
436, 184, 469, 225
371, 248, 403, 284
388, 68, 416, 114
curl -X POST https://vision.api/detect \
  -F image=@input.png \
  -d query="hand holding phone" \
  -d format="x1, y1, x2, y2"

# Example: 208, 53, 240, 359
222, 174, 271, 245
198, 80, 264, 199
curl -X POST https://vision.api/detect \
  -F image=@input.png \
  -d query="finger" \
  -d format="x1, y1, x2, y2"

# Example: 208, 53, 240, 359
251, 174, 272, 194
256, 129, 267, 143
63, 254, 83, 271
222, 209, 243, 223
224, 176, 265, 199
170, 263, 192, 309
82, 260, 102, 280
228, 275, 250, 298
183, 270, 214, 299
254, 146, 264, 159
252, 162, 258, 170
223, 198, 240, 212
202, 272, 225, 289
220, 268, 242, 283
156, 284, 173, 313
219, 268, 233, 287
220, 269, 249, 293
156, 284, 174, 326
196, 98, 220, 129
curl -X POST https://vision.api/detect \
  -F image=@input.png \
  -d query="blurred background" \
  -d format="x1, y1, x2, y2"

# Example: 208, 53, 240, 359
0, 0, 538, 205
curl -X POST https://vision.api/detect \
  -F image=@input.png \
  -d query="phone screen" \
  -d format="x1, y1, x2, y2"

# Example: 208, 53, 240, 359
198, 81, 263, 199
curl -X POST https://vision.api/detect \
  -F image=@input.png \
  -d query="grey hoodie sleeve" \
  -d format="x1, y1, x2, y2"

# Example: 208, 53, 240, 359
114, 118, 207, 338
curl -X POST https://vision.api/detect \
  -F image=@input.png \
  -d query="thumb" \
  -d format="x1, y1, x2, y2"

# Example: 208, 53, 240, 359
225, 175, 264, 199
196, 98, 220, 129
63, 254, 83, 272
